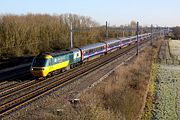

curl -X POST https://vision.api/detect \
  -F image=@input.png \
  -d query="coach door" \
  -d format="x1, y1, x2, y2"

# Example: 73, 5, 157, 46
48, 58, 53, 71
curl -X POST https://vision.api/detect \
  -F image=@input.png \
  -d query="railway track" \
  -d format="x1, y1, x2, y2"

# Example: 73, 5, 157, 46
0, 65, 31, 81
0, 65, 34, 96
0, 81, 8, 86
0, 39, 152, 118
0, 57, 32, 71
0, 81, 19, 92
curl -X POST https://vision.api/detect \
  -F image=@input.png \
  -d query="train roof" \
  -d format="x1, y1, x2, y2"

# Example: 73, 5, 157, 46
104, 39, 120, 44
121, 37, 131, 41
128, 36, 137, 39
70, 48, 80, 53
79, 42, 106, 50
37, 50, 72, 58
49, 50, 73, 57
140, 33, 148, 36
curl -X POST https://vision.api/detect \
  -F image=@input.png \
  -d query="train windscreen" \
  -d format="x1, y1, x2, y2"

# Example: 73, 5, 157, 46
32, 58, 48, 67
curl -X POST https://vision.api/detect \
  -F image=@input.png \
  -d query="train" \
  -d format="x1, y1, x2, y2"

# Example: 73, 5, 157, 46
30, 33, 151, 77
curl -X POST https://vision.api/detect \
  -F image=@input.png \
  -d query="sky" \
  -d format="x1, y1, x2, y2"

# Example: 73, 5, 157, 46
0, 0, 179, 27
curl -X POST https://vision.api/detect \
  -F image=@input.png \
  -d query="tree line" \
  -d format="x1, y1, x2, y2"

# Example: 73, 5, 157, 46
0, 14, 101, 58
0, 14, 147, 58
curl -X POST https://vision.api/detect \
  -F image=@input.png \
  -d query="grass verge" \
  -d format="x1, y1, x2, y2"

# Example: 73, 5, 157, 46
141, 63, 157, 120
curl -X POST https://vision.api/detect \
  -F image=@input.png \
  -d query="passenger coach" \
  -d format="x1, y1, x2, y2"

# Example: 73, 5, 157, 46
79, 43, 106, 61
104, 39, 121, 52
121, 37, 132, 47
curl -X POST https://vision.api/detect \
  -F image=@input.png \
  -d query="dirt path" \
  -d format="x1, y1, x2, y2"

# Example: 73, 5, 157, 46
153, 65, 180, 120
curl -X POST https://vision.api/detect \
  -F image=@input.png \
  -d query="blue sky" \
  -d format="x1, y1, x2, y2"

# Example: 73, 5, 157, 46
0, 0, 179, 27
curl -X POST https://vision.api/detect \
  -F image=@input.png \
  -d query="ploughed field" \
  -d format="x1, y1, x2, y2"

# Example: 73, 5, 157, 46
153, 65, 180, 119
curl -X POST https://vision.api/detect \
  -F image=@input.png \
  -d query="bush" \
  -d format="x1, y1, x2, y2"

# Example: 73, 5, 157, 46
76, 46, 158, 120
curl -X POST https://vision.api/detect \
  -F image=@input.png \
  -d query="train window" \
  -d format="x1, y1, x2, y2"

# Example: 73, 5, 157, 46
97, 47, 100, 51
63, 56, 67, 61
55, 56, 66, 63
89, 49, 93, 54
53, 57, 58, 64
84, 50, 88, 55
122, 40, 126, 44
33, 58, 48, 67
98, 47, 100, 51
48, 59, 52, 65
57, 57, 61, 62
54, 58, 57, 63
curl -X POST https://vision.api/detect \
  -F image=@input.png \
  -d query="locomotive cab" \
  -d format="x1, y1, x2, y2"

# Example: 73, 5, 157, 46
30, 54, 52, 77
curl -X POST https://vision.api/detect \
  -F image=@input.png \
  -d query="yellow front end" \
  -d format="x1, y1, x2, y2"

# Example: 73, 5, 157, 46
31, 67, 49, 77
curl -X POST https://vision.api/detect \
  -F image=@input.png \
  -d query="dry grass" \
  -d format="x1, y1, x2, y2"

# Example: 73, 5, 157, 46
57, 42, 160, 120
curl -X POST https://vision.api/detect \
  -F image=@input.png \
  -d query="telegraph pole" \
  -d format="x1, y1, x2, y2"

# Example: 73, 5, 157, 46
70, 22, 73, 48
106, 21, 108, 39
163, 27, 165, 39
151, 24, 153, 46
123, 25, 125, 37
136, 22, 139, 56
